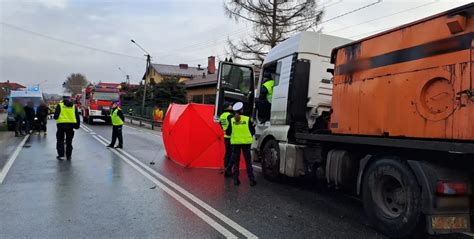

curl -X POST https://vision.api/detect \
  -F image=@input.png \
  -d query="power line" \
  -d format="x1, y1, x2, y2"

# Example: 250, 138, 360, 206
348, 26, 393, 39
325, 1, 439, 34
1, 22, 144, 61
158, 0, 341, 59
320, 0, 382, 24
157, 27, 251, 58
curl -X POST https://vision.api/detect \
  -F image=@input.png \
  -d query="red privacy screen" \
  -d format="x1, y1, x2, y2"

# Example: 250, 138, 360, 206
162, 103, 245, 169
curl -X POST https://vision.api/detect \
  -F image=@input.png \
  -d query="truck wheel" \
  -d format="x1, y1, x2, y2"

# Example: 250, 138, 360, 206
362, 158, 422, 238
262, 139, 281, 181
87, 117, 93, 124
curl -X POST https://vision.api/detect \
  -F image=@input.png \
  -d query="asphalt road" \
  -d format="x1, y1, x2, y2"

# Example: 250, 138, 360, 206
0, 119, 470, 238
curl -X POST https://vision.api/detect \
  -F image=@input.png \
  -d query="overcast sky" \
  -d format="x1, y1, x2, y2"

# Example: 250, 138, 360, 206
0, 0, 470, 94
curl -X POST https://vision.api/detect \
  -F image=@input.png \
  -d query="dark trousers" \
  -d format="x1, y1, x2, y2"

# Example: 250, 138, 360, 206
39, 118, 47, 132
14, 117, 24, 135
256, 99, 271, 122
56, 124, 74, 158
25, 119, 34, 133
232, 144, 255, 181
224, 138, 233, 171
110, 125, 123, 147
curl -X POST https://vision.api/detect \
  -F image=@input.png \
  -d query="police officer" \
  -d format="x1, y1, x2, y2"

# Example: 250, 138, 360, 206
107, 100, 124, 149
54, 96, 80, 160
226, 102, 256, 186
257, 71, 274, 122
219, 102, 234, 177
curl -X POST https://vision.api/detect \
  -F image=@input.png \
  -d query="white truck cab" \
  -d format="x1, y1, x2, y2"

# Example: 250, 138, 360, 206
215, 32, 351, 178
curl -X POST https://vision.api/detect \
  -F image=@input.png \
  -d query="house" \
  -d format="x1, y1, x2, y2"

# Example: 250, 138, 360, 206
142, 56, 218, 104
0, 81, 26, 103
0, 81, 26, 92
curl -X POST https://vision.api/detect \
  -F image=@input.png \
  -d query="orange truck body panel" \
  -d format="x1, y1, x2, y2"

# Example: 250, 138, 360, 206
331, 4, 474, 141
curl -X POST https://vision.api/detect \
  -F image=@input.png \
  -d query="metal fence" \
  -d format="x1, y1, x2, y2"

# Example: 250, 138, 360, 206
121, 104, 169, 119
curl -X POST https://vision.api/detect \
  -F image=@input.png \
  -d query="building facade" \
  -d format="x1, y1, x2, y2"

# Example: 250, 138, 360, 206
142, 56, 218, 104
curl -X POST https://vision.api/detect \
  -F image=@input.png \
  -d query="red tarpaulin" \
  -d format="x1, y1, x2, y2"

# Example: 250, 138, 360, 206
162, 103, 244, 169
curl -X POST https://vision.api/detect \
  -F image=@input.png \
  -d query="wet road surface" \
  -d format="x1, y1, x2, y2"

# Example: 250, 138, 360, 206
0, 119, 470, 238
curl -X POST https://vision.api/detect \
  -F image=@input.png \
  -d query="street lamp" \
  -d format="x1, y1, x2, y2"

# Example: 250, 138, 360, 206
131, 39, 151, 116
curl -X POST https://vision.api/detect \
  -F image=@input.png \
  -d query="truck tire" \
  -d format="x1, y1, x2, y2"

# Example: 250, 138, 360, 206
362, 158, 422, 238
262, 139, 281, 181
87, 117, 93, 124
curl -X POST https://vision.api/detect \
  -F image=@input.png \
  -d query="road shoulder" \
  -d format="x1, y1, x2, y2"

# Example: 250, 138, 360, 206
0, 131, 24, 172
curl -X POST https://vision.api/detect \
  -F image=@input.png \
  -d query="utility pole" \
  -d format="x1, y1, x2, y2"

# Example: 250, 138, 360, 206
118, 67, 130, 85
131, 39, 151, 116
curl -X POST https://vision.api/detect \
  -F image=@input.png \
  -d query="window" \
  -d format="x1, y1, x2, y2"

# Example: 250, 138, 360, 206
203, 94, 215, 105
93, 92, 119, 101
261, 61, 281, 86
191, 95, 203, 103
221, 64, 252, 95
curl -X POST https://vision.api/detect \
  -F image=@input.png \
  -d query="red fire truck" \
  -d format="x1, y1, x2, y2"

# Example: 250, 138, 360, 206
80, 84, 120, 124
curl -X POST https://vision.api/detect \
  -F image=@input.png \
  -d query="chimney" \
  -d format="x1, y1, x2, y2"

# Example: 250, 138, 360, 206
207, 56, 216, 74
179, 64, 188, 69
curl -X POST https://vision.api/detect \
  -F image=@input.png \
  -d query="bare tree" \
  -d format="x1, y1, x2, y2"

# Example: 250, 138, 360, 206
63, 73, 89, 95
225, 0, 324, 63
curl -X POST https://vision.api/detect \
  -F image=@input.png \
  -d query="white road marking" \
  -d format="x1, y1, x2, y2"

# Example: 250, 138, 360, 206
94, 133, 258, 238
92, 135, 239, 239
0, 135, 30, 184
96, 134, 108, 142
80, 126, 90, 133
81, 124, 93, 132
116, 149, 258, 239
252, 165, 262, 173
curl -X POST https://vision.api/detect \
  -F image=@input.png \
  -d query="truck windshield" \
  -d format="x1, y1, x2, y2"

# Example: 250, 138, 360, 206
93, 92, 119, 101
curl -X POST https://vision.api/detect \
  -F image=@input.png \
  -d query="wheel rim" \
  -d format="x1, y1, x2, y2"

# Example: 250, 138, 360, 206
374, 175, 407, 218
263, 144, 278, 172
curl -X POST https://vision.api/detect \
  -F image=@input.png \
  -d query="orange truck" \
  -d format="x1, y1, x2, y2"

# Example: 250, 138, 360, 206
214, 3, 474, 238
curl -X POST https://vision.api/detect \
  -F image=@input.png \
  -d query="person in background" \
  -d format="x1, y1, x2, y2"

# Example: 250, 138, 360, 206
107, 100, 124, 149
13, 99, 25, 137
36, 101, 50, 135
226, 102, 256, 186
157, 108, 163, 121
54, 96, 80, 160
24, 101, 35, 134
219, 102, 234, 177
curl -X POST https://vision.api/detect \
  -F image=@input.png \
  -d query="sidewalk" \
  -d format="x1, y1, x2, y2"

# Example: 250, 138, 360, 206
125, 118, 162, 132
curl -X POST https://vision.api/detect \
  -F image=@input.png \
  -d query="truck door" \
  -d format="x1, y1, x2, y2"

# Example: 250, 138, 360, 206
214, 62, 255, 120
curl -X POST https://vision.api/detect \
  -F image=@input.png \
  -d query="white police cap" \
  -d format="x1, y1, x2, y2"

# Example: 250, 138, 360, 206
232, 102, 243, 111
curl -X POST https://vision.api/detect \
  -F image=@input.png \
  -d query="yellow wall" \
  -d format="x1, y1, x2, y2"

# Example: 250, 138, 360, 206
144, 67, 163, 84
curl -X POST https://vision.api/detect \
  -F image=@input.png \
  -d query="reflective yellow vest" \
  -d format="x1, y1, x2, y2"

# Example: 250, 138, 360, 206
219, 112, 231, 138
230, 115, 253, 145
263, 79, 274, 103
111, 107, 124, 126
56, 103, 77, 124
